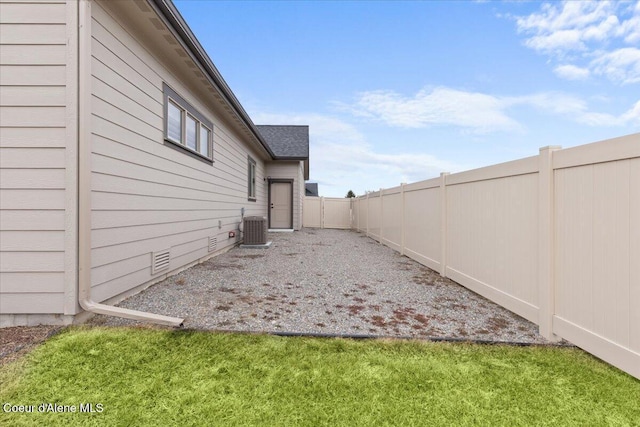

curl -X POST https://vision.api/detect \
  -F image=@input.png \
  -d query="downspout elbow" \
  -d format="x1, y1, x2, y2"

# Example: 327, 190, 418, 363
77, 0, 182, 329
79, 296, 184, 328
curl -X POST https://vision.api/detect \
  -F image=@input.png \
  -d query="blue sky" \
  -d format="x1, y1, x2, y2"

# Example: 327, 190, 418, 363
175, 0, 640, 197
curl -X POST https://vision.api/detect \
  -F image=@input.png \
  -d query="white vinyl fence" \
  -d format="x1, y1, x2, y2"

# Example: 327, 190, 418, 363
350, 133, 639, 380
302, 196, 352, 229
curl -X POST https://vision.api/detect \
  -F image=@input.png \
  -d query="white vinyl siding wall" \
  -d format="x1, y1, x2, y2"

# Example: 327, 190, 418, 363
265, 161, 304, 230
0, 0, 77, 320
89, 2, 267, 303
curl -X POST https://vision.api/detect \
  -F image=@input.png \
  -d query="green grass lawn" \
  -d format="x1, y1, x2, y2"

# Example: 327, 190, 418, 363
1, 327, 639, 426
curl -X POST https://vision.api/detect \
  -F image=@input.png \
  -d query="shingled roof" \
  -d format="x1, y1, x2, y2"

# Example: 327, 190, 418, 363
256, 125, 309, 159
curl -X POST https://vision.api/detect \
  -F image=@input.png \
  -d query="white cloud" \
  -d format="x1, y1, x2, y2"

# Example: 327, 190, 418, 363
590, 47, 640, 84
252, 112, 460, 196
341, 86, 639, 131
504, 92, 589, 115
523, 29, 585, 53
516, 1, 619, 50
577, 99, 640, 125
620, 2, 640, 43
251, 87, 638, 195
337, 87, 521, 133
514, 0, 640, 84
554, 64, 591, 80
514, 93, 639, 126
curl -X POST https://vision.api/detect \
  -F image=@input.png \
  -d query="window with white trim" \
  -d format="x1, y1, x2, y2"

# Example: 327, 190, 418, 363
248, 156, 257, 201
163, 83, 213, 162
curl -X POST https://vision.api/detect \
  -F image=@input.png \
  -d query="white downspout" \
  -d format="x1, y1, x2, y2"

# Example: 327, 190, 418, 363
77, 0, 182, 327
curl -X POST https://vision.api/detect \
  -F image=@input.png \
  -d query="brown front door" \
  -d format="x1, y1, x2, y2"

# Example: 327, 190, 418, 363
270, 181, 292, 229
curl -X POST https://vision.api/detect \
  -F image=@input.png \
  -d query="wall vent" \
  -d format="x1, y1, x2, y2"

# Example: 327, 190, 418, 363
243, 216, 267, 245
151, 249, 170, 274
208, 236, 217, 252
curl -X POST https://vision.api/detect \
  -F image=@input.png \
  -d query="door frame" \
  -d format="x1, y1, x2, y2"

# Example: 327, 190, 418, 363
268, 179, 294, 229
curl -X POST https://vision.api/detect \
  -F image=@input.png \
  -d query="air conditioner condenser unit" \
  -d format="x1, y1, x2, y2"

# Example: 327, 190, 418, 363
243, 216, 267, 245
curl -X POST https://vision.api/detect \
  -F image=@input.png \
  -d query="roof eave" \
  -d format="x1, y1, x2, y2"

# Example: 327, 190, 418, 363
272, 156, 309, 161
149, 0, 276, 159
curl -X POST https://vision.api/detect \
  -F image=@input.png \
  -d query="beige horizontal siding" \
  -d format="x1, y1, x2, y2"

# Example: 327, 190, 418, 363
1, 189, 65, 210
0, 2, 66, 23
92, 76, 161, 121
88, 1, 267, 302
0, 272, 64, 293
92, 151, 241, 197
0, 0, 65, 3
0, 251, 64, 272
0, 0, 71, 317
92, 108, 255, 188
0, 0, 66, 3
92, 218, 223, 249
0, 148, 65, 168
92, 172, 248, 204
91, 253, 149, 287
0, 293, 65, 314
0, 169, 65, 188
93, 96, 160, 138
0, 86, 66, 106
92, 191, 252, 211
0, 210, 65, 230
0, 23, 65, 44
91, 22, 161, 93
0, 127, 66, 148
0, 106, 66, 127
91, 228, 216, 268
92, 71, 162, 124
0, 230, 65, 251
92, 210, 231, 230
91, 55, 160, 110
0, 66, 65, 86
0, 44, 66, 65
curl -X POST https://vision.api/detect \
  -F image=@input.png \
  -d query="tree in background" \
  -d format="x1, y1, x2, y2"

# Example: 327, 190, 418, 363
346, 190, 356, 198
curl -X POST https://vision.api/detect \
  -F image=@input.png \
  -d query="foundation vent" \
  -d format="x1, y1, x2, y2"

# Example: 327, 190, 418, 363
243, 216, 267, 245
151, 249, 170, 274
208, 236, 217, 252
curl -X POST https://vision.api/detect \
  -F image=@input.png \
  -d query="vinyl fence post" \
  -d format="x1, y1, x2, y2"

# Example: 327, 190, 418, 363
379, 188, 384, 243
350, 197, 353, 230
320, 196, 325, 229
366, 192, 370, 238
440, 172, 449, 278
354, 197, 358, 231
538, 146, 562, 341
400, 183, 406, 256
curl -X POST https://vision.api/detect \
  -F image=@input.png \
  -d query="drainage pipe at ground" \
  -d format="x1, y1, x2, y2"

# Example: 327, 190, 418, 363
77, 0, 183, 328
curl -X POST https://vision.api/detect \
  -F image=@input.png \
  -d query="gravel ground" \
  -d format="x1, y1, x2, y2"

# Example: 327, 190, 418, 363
89, 229, 560, 345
